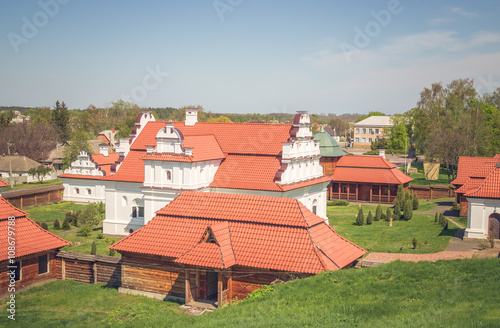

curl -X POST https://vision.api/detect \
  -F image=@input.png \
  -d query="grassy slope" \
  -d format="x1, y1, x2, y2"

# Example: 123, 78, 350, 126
60, 227, 121, 256
1, 259, 499, 327
2, 178, 63, 192
23, 202, 89, 226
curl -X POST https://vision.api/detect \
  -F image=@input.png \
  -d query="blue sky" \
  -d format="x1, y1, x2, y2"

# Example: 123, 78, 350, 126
1, 0, 500, 115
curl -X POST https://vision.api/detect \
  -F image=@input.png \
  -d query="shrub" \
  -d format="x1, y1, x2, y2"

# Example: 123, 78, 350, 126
366, 211, 373, 225
98, 202, 105, 215
451, 202, 460, 212
62, 218, 71, 230
36, 221, 41, 226
403, 200, 413, 221
439, 214, 448, 229
356, 207, 364, 226
77, 225, 92, 237
478, 239, 489, 250
435, 212, 439, 223
380, 212, 386, 221
97, 233, 104, 239
488, 230, 495, 248
405, 189, 412, 203
90, 241, 97, 255
327, 200, 349, 206
109, 248, 116, 256
411, 237, 418, 249
385, 207, 392, 221
393, 203, 401, 221
412, 193, 419, 210
375, 204, 382, 221
40, 222, 49, 230
79, 205, 102, 229
395, 184, 405, 209
53, 218, 60, 230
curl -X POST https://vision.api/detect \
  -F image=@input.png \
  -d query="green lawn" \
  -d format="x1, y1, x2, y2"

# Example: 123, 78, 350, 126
401, 162, 452, 186
2, 258, 499, 327
2, 178, 63, 192
327, 198, 449, 216
329, 213, 458, 253
60, 227, 122, 257
24, 202, 89, 227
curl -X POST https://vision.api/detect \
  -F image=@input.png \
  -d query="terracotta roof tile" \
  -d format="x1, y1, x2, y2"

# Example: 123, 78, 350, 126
465, 166, 500, 199
452, 156, 498, 186
142, 135, 225, 163
0, 180, 8, 188
0, 197, 70, 262
111, 192, 365, 274
332, 156, 412, 185
102, 150, 145, 182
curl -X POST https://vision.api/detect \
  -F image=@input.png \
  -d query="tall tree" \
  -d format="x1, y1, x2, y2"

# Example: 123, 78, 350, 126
0, 122, 57, 162
52, 101, 71, 143
62, 130, 93, 169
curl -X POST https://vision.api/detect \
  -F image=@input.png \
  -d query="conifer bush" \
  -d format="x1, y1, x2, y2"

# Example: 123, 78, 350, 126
356, 207, 364, 226
366, 211, 373, 225
403, 200, 413, 221
435, 212, 439, 222
40, 222, 49, 230
385, 207, 392, 221
375, 204, 382, 221
395, 184, 405, 209
62, 218, 71, 230
412, 193, 419, 210
393, 203, 401, 221
109, 249, 116, 257
53, 218, 60, 230
90, 241, 97, 255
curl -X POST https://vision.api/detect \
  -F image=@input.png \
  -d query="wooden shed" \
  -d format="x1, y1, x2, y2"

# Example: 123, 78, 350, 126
110, 191, 366, 307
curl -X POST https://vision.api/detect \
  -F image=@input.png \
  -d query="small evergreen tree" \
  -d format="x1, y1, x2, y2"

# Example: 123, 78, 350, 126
393, 203, 401, 221
356, 206, 364, 226
109, 248, 116, 257
439, 213, 448, 228
90, 241, 97, 255
62, 217, 71, 230
375, 204, 382, 221
435, 212, 439, 222
488, 229, 495, 248
385, 207, 392, 221
366, 211, 373, 225
40, 222, 49, 230
412, 193, 419, 210
53, 218, 60, 230
411, 237, 418, 249
395, 184, 405, 209
405, 189, 412, 203
403, 200, 413, 221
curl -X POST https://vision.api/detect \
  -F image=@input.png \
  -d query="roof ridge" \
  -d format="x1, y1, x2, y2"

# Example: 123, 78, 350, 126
466, 166, 499, 197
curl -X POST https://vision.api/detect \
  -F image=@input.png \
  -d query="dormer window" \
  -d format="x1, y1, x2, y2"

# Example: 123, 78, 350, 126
201, 228, 216, 244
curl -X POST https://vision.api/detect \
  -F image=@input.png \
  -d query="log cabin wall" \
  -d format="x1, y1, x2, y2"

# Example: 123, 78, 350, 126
120, 252, 185, 297
0, 250, 59, 298
56, 251, 121, 286
3, 185, 64, 209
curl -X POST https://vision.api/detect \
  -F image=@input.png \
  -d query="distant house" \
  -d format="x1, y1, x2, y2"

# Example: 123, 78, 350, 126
44, 141, 114, 171
330, 155, 412, 203
97, 129, 117, 147
0, 196, 70, 298
353, 116, 392, 147
452, 154, 500, 239
10, 110, 30, 123
0, 155, 55, 185
110, 191, 366, 307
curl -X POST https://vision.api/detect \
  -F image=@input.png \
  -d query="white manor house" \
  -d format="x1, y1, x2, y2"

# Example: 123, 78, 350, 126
60, 109, 331, 235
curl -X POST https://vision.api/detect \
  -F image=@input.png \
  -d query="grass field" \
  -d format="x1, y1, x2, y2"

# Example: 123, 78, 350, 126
329, 213, 458, 253
400, 162, 452, 186
23, 202, 90, 233
60, 227, 121, 257
2, 178, 63, 192
1, 258, 499, 327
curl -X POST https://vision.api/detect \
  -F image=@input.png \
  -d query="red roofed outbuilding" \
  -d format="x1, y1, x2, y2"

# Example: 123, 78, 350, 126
0, 196, 70, 297
330, 155, 412, 203
110, 191, 365, 307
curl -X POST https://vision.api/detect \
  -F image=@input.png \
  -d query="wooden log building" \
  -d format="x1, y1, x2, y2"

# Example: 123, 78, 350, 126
0, 196, 70, 298
110, 191, 366, 307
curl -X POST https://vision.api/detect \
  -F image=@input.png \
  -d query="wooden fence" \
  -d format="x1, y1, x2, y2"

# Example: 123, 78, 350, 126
2, 185, 64, 208
56, 251, 121, 287
408, 185, 455, 200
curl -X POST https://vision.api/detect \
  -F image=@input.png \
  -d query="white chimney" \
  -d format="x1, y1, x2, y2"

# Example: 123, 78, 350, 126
99, 144, 109, 157
185, 108, 198, 126
184, 147, 193, 156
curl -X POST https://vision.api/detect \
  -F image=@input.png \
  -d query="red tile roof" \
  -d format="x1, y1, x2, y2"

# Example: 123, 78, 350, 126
331, 155, 412, 185
0, 180, 8, 188
111, 192, 365, 274
131, 121, 292, 156
90, 153, 120, 175
97, 134, 110, 145
102, 150, 145, 182
57, 174, 103, 180
465, 165, 500, 199
452, 156, 499, 186
0, 197, 70, 262
142, 135, 225, 163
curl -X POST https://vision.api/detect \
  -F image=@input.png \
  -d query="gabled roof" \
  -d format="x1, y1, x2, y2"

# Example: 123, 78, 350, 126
314, 126, 348, 157
111, 192, 365, 274
331, 155, 412, 185
451, 155, 500, 186
465, 165, 500, 199
456, 161, 498, 194
0, 196, 70, 262
142, 135, 225, 163
353, 116, 392, 127
0, 180, 8, 188
0, 155, 41, 172
102, 150, 145, 182
90, 153, 120, 175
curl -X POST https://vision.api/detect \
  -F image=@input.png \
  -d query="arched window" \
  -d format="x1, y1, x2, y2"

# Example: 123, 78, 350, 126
312, 199, 318, 215
166, 170, 172, 181
87, 188, 91, 195
75, 188, 80, 195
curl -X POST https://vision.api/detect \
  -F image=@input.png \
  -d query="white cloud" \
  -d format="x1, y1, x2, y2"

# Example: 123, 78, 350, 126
450, 7, 479, 19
